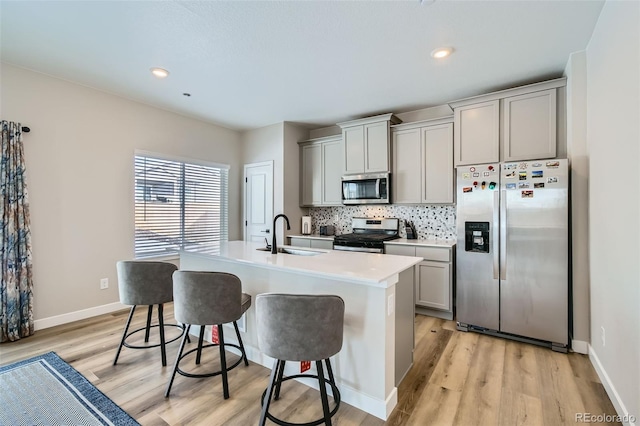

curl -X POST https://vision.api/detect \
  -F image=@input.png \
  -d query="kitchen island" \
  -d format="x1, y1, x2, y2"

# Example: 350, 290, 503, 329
180, 241, 422, 420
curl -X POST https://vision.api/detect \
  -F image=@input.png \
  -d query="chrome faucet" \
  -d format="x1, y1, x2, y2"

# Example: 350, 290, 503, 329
271, 214, 291, 254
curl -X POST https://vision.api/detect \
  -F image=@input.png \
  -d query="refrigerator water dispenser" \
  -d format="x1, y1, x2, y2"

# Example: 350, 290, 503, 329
465, 222, 490, 253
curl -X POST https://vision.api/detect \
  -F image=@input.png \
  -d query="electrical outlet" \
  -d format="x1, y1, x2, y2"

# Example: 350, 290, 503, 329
600, 326, 605, 347
100, 278, 109, 290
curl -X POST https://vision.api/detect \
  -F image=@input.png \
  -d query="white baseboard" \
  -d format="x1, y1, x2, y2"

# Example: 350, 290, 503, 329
588, 345, 637, 426
34, 302, 127, 330
571, 339, 589, 354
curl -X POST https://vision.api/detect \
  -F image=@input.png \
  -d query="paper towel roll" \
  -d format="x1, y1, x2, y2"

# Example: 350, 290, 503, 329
301, 216, 312, 235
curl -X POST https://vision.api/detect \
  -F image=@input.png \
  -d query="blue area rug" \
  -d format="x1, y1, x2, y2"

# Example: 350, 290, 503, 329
0, 351, 139, 425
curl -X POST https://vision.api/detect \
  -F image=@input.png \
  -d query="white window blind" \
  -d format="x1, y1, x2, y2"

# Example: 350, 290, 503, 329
134, 154, 228, 258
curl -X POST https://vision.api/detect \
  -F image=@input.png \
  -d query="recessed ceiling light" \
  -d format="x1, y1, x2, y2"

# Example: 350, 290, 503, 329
150, 67, 170, 78
431, 47, 453, 59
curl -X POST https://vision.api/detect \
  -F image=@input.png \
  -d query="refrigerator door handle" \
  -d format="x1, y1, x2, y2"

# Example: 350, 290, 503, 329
500, 190, 507, 279
493, 191, 500, 280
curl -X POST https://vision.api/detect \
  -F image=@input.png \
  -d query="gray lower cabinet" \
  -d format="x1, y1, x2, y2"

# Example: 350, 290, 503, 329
416, 261, 450, 311
288, 236, 333, 250
385, 243, 454, 320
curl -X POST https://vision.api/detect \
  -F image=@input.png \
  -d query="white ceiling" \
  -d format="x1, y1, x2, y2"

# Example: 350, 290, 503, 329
1, 0, 604, 131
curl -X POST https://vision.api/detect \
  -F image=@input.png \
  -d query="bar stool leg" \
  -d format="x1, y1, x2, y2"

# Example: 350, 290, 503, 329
113, 305, 137, 366
165, 324, 191, 397
158, 303, 167, 366
325, 358, 336, 386
233, 321, 249, 366
259, 359, 281, 426
144, 305, 153, 342
274, 360, 286, 400
196, 326, 206, 364
316, 360, 332, 426
218, 324, 230, 399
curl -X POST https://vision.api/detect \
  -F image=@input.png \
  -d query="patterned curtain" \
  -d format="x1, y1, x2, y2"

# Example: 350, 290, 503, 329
0, 121, 34, 342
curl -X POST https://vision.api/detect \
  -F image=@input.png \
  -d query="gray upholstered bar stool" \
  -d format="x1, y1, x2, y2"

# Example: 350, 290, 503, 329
165, 271, 251, 399
114, 261, 185, 367
256, 294, 345, 426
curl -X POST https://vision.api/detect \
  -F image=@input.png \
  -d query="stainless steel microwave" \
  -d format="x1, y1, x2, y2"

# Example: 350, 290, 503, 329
341, 172, 390, 205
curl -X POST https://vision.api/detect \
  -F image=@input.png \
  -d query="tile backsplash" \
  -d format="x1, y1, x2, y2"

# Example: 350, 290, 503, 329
309, 205, 456, 240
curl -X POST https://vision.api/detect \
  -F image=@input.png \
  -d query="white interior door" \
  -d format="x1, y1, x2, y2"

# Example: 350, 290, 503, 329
244, 161, 274, 243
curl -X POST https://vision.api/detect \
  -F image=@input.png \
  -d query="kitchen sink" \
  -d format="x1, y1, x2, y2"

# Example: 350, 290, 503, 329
280, 247, 323, 256
256, 247, 323, 256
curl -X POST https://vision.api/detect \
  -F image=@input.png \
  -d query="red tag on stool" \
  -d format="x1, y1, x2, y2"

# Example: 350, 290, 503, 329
211, 326, 219, 344
300, 360, 310, 373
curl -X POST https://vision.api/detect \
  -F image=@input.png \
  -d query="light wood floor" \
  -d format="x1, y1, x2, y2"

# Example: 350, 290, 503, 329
0, 305, 619, 426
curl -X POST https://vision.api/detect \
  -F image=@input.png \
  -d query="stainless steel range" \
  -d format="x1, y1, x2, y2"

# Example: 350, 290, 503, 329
333, 217, 400, 253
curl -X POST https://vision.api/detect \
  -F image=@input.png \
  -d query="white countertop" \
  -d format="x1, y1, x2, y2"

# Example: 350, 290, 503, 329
287, 234, 335, 240
384, 238, 456, 248
181, 241, 422, 288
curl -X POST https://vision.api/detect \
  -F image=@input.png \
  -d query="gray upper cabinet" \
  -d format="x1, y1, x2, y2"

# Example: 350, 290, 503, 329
392, 119, 454, 204
453, 100, 500, 166
450, 78, 565, 166
342, 125, 365, 174
363, 121, 390, 172
422, 123, 454, 203
299, 135, 342, 207
322, 139, 342, 205
502, 89, 557, 162
339, 113, 401, 175
301, 143, 322, 206
392, 127, 422, 203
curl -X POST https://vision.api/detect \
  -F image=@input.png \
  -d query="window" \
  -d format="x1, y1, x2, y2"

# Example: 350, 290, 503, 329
134, 153, 228, 258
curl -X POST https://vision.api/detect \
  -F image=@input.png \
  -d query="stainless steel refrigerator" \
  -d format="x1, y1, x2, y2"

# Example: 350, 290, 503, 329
456, 159, 569, 351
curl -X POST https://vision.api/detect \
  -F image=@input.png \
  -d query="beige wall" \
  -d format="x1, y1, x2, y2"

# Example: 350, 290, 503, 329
241, 123, 284, 242
283, 122, 310, 235
240, 122, 308, 242
586, 0, 639, 421
1, 64, 242, 321
564, 51, 590, 349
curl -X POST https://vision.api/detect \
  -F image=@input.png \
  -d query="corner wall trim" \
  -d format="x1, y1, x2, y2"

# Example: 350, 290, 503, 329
34, 302, 127, 330
571, 340, 589, 354
589, 345, 637, 426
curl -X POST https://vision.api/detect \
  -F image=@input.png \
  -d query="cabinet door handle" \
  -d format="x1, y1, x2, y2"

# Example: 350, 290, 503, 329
262, 229, 270, 234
